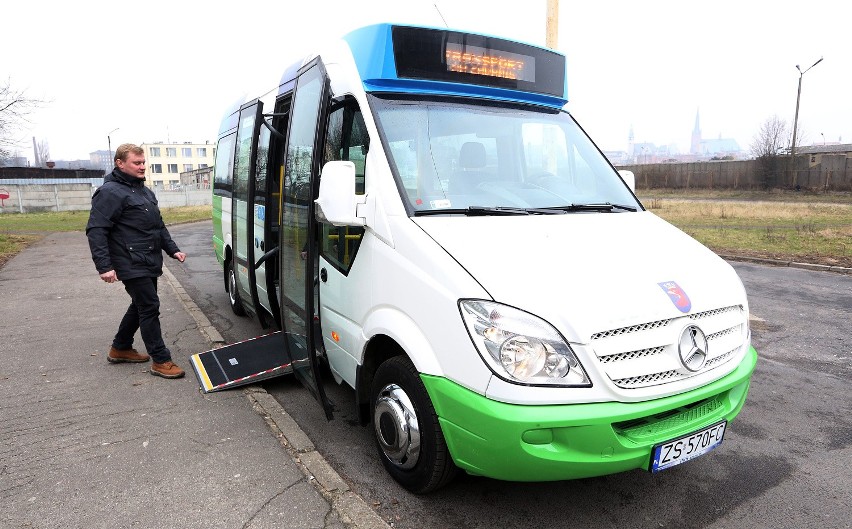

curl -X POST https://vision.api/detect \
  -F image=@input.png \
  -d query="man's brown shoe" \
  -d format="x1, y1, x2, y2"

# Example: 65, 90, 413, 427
107, 346, 150, 363
151, 361, 185, 379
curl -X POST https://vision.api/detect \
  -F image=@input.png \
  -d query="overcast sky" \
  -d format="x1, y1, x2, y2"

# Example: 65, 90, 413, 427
3, 0, 849, 162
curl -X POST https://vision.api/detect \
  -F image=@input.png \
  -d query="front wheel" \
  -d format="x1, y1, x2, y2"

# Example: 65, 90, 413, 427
371, 356, 457, 493
226, 256, 246, 316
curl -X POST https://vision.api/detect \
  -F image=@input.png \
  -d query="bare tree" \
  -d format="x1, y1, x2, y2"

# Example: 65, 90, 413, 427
750, 115, 789, 158
750, 116, 789, 189
0, 77, 47, 161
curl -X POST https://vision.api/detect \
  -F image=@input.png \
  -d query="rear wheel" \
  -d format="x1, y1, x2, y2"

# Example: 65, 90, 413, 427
226, 256, 246, 316
371, 355, 457, 493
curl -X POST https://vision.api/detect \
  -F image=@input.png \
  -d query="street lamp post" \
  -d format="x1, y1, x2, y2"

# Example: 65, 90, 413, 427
789, 57, 823, 186
107, 128, 119, 172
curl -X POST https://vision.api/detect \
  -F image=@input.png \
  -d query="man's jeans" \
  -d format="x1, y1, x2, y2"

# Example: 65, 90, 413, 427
113, 276, 172, 364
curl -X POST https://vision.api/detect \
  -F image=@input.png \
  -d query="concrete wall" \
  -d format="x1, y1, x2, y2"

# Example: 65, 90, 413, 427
0, 167, 105, 179
155, 187, 214, 207
619, 155, 852, 191
3, 157, 849, 215
793, 154, 852, 191
0, 184, 94, 214
0, 184, 212, 214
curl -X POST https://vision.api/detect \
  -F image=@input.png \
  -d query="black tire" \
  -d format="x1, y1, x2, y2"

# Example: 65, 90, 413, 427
371, 356, 457, 493
226, 256, 246, 316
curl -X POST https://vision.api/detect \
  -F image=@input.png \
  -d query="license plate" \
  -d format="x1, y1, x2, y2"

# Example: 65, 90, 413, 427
651, 421, 726, 473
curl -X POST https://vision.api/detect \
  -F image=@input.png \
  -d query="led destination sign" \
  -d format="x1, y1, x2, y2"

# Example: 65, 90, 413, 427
391, 26, 564, 98
444, 44, 535, 82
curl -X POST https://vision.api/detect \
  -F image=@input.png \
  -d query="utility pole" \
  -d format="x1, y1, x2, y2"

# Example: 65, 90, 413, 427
107, 128, 119, 173
546, 0, 559, 49
544, 0, 560, 175
789, 57, 823, 187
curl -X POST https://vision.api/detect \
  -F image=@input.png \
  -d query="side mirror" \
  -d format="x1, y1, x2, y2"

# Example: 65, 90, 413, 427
618, 170, 635, 192
315, 161, 365, 227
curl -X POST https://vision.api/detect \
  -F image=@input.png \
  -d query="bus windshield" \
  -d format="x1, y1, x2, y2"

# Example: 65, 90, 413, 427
370, 95, 640, 214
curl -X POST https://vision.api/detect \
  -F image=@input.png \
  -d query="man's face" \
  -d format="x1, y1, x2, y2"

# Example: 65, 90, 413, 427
117, 152, 146, 178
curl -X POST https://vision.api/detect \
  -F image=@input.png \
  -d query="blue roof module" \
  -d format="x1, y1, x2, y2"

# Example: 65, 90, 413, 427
342, 24, 569, 109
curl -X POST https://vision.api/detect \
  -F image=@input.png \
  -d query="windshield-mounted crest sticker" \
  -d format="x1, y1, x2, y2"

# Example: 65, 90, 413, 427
658, 281, 692, 313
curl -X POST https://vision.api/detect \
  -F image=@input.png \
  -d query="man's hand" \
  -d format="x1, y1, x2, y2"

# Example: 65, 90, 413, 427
100, 270, 118, 283
173, 252, 187, 262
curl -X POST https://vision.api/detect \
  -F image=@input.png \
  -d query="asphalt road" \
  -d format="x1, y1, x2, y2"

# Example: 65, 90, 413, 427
167, 221, 852, 529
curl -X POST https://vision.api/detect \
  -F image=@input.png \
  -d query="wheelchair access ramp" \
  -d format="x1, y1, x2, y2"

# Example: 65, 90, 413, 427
190, 331, 293, 393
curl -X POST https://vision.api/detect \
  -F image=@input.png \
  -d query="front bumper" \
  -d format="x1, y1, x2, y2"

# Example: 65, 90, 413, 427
422, 346, 757, 481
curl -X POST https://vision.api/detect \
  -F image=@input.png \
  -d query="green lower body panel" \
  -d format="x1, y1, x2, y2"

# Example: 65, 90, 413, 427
212, 195, 224, 266
422, 346, 757, 482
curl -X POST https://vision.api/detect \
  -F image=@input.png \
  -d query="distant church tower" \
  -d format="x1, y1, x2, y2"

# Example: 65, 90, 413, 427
690, 109, 702, 154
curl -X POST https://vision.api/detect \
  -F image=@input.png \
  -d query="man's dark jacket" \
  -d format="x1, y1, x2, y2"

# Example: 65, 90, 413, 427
86, 169, 180, 280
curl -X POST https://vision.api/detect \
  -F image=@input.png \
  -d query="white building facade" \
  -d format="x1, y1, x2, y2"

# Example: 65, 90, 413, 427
141, 142, 216, 189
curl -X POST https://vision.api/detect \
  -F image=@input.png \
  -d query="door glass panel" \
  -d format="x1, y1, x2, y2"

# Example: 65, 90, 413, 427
254, 124, 272, 313
279, 63, 332, 417
233, 105, 258, 316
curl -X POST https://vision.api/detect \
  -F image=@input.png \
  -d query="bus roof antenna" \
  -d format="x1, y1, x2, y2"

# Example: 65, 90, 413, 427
433, 3, 449, 28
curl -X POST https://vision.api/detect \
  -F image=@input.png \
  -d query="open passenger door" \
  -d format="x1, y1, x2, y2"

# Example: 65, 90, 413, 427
230, 100, 282, 329
277, 58, 334, 419
191, 60, 333, 417
230, 101, 265, 325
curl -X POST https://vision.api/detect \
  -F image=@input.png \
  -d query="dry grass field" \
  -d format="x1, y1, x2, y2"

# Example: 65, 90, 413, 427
641, 192, 852, 268
0, 206, 212, 269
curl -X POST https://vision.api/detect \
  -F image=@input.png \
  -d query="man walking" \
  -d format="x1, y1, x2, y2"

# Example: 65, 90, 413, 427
86, 143, 186, 378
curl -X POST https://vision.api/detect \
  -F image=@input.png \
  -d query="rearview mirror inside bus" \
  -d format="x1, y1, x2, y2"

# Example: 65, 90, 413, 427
315, 161, 365, 227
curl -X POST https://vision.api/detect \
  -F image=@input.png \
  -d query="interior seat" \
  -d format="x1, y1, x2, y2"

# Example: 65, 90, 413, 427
450, 142, 489, 194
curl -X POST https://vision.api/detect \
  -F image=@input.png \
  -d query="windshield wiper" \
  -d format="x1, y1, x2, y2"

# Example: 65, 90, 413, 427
540, 203, 638, 213
414, 206, 534, 216
413, 204, 636, 216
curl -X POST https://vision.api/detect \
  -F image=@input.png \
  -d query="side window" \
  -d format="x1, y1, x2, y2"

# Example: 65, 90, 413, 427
234, 110, 256, 198
319, 101, 367, 274
254, 124, 271, 205
213, 133, 236, 197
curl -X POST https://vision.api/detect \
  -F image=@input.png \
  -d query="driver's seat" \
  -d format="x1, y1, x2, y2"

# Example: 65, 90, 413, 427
450, 142, 489, 194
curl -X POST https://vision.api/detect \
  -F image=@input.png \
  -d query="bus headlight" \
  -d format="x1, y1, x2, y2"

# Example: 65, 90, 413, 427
459, 300, 590, 386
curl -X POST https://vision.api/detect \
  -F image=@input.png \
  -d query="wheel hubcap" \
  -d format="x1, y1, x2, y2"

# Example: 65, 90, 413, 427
374, 383, 420, 469
228, 267, 237, 305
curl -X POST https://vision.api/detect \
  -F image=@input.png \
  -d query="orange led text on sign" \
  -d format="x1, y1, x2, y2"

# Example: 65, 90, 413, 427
445, 50, 525, 80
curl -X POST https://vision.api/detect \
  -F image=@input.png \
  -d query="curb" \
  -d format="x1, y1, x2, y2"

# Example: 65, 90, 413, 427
162, 265, 390, 529
245, 388, 390, 529
719, 254, 852, 275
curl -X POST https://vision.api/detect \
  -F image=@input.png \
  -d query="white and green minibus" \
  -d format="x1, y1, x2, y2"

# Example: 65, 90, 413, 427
209, 23, 757, 493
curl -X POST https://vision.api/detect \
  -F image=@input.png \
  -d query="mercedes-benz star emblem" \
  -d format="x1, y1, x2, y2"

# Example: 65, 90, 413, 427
678, 325, 708, 372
